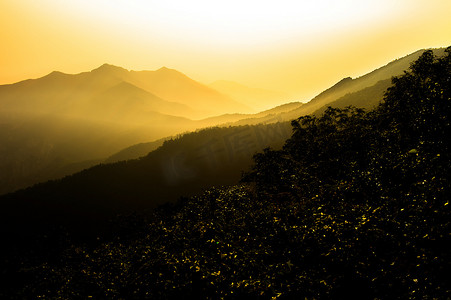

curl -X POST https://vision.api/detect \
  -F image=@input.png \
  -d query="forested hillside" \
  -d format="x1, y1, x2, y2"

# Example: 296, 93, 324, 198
1, 122, 291, 240
1, 48, 450, 298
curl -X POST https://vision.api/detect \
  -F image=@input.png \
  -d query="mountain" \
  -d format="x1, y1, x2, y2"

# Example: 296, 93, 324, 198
2, 48, 450, 299
104, 138, 167, 163
209, 80, 290, 111
230, 102, 305, 126
312, 79, 392, 115
188, 50, 442, 129
197, 101, 304, 127
280, 48, 447, 120
0, 48, 445, 196
5, 42, 421, 227
0, 64, 252, 119
84, 81, 196, 122
102, 102, 304, 163
0, 64, 262, 195
126, 67, 253, 117
0, 110, 196, 195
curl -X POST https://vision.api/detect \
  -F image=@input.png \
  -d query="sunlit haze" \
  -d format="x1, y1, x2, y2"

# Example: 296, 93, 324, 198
1, 0, 450, 101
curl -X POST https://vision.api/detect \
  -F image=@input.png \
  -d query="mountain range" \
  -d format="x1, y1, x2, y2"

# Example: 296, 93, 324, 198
0, 64, 251, 119
2, 46, 449, 300
0, 48, 445, 198
0, 65, 255, 194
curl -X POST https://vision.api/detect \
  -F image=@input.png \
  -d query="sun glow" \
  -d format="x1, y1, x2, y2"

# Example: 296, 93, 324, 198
1, 0, 450, 100
38, 0, 395, 47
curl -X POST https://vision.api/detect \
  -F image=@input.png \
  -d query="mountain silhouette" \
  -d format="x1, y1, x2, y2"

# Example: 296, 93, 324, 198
283, 48, 447, 118
0, 64, 261, 195
118, 66, 253, 117
0, 122, 292, 239
0, 48, 445, 196
0, 64, 251, 119
2, 47, 450, 299
2, 46, 446, 232
226, 48, 447, 126
103, 102, 304, 162
312, 78, 393, 115
86, 81, 196, 122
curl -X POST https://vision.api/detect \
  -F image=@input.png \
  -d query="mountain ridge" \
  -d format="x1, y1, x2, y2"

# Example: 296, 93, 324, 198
0, 47, 446, 196
276, 47, 447, 120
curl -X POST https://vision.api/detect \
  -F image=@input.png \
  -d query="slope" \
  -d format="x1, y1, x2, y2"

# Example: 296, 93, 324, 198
126, 67, 253, 117
0, 122, 292, 238
0, 48, 443, 197
282, 48, 446, 119
312, 79, 392, 115
0, 110, 196, 195
84, 81, 196, 122
2, 48, 449, 299
104, 102, 303, 162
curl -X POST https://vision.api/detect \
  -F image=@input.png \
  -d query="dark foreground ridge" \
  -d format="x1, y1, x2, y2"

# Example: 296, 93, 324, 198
1, 48, 450, 298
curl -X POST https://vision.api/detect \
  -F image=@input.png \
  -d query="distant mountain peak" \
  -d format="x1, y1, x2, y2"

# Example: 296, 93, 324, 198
49, 70, 64, 75
157, 66, 171, 71
155, 66, 182, 74
152, 66, 191, 81
43, 70, 68, 78
317, 77, 353, 95
337, 77, 353, 84
91, 63, 128, 74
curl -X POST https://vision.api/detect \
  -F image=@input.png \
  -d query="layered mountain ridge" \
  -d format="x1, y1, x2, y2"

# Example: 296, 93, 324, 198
0, 48, 445, 196
0, 63, 251, 119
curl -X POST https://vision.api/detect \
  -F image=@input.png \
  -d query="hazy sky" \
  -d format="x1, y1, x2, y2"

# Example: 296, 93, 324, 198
1, 0, 450, 101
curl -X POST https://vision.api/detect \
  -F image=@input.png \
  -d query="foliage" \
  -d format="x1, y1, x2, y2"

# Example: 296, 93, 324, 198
2, 48, 450, 299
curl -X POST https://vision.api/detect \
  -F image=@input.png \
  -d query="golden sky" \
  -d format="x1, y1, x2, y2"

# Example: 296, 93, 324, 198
1, 0, 450, 101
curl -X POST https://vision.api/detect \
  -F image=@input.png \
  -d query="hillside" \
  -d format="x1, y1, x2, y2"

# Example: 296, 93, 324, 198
198, 102, 304, 127
104, 138, 167, 163
86, 81, 196, 121
280, 48, 447, 119
127, 67, 252, 116
203, 49, 444, 128
312, 79, 392, 115
100, 102, 304, 163
0, 109, 197, 195
1, 122, 292, 238
1, 48, 449, 299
